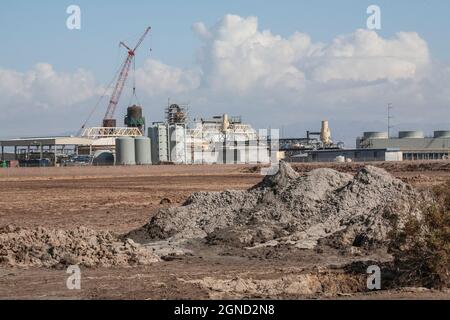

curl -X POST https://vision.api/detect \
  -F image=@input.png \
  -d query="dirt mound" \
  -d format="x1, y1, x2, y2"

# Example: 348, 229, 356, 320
137, 162, 424, 250
179, 271, 366, 299
0, 225, 159, 268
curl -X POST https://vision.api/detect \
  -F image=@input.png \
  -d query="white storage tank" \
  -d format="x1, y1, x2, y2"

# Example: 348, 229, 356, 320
135, 136, 152, 165
115, 137, 136, 165
363, 132, 388, 139
434, 131, 450, 138
398, 131, 424, 139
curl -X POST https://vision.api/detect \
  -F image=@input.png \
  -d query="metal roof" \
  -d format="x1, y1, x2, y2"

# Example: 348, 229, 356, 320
0, 136, 94, 147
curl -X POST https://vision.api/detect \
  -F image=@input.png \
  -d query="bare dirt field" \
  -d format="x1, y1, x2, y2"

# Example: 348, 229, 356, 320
0, 161, 449, 300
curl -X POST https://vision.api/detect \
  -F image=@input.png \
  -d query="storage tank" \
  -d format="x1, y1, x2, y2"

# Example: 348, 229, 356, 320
135, 136, 152, 165
434, 130, 450, 138
124, 105, 145, 133
399, 131, 424, 139
115, 137, 136, 165
363, 132, 388, 139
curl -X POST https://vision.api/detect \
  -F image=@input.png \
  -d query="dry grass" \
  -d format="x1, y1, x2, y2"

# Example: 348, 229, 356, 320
389, 180, 450, 288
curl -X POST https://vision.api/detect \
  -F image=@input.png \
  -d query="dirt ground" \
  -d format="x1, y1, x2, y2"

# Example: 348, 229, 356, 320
0, 161, 449, 300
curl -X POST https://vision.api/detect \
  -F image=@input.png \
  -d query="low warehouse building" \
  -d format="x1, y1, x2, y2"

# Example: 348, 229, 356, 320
357, 130, 450, 160
290, 148, 403, 163
0, 136, 94, 166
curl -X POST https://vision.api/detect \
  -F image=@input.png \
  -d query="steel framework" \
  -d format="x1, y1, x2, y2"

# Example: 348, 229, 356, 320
81, 127, 142, 139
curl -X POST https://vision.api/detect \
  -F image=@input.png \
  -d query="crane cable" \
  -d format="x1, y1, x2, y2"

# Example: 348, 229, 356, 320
129, 30, 152, 108
77, 47, 125, 137
128, 56, 142, 107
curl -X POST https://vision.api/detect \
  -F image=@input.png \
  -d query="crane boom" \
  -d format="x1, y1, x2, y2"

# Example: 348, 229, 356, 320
103, 55, 133, 123
103, 27, 151, 127
133, 27, 151, 51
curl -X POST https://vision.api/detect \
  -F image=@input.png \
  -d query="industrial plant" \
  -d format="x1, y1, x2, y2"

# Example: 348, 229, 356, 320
0, 26, 449, 167
2, 103, 450, 167
0, 27, 272, 167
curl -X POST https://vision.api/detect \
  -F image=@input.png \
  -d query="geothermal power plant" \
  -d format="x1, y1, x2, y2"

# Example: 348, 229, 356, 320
1, 27, 449, 168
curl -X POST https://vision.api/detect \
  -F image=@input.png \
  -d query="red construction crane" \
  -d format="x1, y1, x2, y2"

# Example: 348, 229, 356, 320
103, 26, 151, 127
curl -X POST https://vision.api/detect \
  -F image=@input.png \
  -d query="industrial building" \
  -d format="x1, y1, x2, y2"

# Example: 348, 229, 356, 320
282, 120, 358, 162
148, 104, 271, 165
0, 136, 93, 166
290, 148, 403, 163
0, 105, 274, 167
0, 128, 142, 166
357, 130, 450, 160
283, 124, 450, 163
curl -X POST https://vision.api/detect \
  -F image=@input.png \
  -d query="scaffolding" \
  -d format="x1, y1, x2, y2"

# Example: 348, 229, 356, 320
165, 103, 188, 125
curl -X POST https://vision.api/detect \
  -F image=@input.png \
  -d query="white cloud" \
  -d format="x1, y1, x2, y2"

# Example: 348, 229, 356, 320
193, 15, 306, 94
0, 63, 98, 110
184, 15, 448, 130
135, 59, 200, 96
0, 14, 449, 141
308, 29, 430, 82
191, 22, 211, 40
192, 15, 431, 91
0, 64, 101, 135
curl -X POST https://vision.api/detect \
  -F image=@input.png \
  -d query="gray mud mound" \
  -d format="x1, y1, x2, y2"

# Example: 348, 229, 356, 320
0, 225, 159, 268
137, 162, 425, 250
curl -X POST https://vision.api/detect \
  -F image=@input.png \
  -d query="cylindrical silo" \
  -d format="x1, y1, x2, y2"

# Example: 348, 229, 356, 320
135, 136, 152, 165
115, 137, 136, 165
434, 130, 450, 138
399, 131, 424, 139
363, 132, 388, 139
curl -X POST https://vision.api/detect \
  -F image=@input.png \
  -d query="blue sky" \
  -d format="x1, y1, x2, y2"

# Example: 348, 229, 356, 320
0, 1, 449, 143
2, 0, 449, 80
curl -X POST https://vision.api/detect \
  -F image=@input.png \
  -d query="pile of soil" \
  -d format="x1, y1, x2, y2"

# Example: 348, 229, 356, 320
138, 162, 425, 250
0, 225, 159, 268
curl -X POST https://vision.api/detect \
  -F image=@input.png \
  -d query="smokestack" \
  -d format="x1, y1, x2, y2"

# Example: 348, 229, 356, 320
222, 114, 230, 132
320, 120, 331, 145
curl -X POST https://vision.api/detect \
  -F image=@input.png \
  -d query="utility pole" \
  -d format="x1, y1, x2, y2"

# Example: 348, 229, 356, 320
387, 103, 393, 138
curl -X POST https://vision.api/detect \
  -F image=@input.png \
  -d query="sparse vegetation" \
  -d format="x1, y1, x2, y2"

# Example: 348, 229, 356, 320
389, 180, 450, 289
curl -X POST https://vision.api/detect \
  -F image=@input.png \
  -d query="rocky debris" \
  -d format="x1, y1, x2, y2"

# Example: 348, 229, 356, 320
0, 225, 159, 268
136, 162, 425, 250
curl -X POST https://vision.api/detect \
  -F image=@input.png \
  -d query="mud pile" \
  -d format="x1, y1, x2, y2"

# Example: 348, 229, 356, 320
0, 225, 159, 268
139, 162, 424, 249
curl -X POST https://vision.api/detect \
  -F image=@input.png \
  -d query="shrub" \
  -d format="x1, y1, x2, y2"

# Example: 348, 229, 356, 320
388, 180, 450, 289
